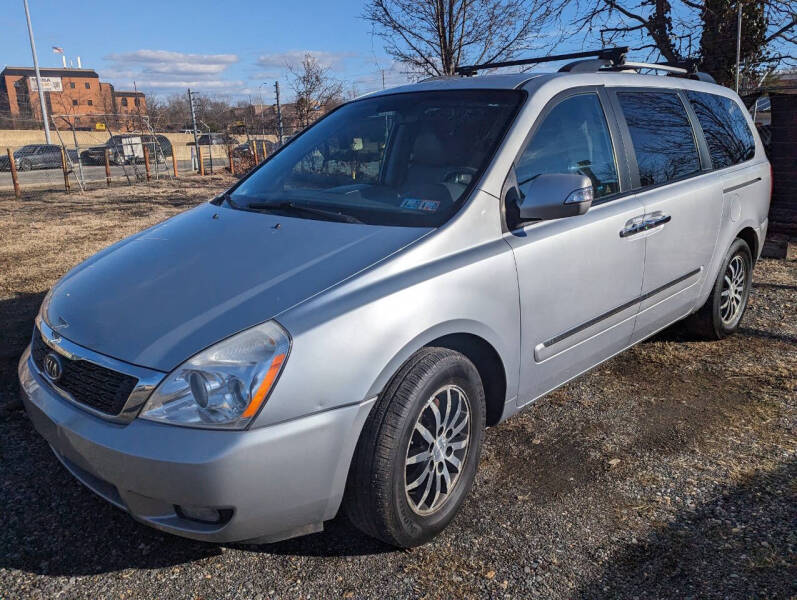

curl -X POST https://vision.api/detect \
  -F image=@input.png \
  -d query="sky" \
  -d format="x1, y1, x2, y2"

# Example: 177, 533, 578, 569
2, 0, 416, 103
5, 1, 786, 104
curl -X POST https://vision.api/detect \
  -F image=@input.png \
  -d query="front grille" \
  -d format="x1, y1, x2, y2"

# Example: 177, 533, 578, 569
31, 329, 138, 416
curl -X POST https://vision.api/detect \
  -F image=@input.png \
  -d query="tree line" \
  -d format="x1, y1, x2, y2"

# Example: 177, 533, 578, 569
150, 0, 794, 137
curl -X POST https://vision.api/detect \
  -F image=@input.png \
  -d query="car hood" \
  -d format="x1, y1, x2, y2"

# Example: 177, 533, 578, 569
43, 202, 430, 371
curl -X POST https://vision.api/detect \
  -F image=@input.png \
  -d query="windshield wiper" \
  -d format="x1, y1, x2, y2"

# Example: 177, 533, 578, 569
245, 201, 363, 224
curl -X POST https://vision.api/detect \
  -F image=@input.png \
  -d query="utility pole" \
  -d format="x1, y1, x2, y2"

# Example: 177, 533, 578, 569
735, 1, 743, 93
23, 0, 51, 143
274, 81, 284, 145
188, 89, 199, 171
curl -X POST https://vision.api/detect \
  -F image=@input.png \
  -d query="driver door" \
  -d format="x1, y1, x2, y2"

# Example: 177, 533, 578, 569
503, 89, 646, 406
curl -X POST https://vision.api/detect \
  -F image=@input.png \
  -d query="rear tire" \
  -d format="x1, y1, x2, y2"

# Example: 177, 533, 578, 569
685, 238, 752, 339
344, 347, 486, 547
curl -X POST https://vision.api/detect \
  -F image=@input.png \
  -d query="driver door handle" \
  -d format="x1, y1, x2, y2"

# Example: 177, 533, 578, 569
620, 212, 671, 238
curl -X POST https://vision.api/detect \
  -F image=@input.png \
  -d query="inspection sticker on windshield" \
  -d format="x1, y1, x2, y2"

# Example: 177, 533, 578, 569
401, 198, 440, 212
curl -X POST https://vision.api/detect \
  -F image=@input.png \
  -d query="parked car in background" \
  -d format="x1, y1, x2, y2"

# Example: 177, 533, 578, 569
80, 135, 172, 166
196, 133, 237, 146
20, 55, 770, 549
0, 144, 78, 171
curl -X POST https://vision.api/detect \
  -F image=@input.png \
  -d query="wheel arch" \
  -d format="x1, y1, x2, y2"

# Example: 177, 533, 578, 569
735, 226, 759, 263
366, 321, 512, 427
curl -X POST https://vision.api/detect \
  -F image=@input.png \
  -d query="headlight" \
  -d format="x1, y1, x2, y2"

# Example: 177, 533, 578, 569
140, 321, 290, 429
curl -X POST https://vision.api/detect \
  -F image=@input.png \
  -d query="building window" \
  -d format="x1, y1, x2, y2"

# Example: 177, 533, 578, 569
87, 99, 93, 106
85, 82, 90, 89
121, 97, 128, 107
72, 99, 78, 106
134, 97, 140, 107
70, 82, 75, 89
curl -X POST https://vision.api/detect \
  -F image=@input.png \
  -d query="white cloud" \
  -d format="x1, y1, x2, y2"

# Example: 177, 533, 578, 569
256, 50, 350, 71
103, 49, 243, 95
106, 50, 238, 66
132, 79, 246, 90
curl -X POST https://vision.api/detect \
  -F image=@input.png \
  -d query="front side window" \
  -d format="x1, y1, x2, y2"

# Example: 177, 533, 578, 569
686, 91, 755, 169
618, 91, 700, 187
230, 90, 523, 227
516, 93, 619, 199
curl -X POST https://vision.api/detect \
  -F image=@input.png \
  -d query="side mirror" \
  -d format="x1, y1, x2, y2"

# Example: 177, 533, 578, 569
516, 173, 594, 220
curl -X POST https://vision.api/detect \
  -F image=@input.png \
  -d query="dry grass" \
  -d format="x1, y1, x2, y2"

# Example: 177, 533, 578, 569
0, 185, 794, 599
0, 177, 230, 298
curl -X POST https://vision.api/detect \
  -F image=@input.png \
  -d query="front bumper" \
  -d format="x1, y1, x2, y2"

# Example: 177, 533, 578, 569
18, 346, 374, 543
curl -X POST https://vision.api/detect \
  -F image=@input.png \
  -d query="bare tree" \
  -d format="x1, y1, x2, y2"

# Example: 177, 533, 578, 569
287, 53, 344, 129
364, 0, 564, 76
571, 0, 795, 75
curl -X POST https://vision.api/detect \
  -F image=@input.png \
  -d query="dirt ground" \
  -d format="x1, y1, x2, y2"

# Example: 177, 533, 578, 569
0, 182, 794, 600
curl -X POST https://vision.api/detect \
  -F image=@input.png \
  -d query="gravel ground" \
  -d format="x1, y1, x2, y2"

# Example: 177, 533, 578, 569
0, 183, 795, 599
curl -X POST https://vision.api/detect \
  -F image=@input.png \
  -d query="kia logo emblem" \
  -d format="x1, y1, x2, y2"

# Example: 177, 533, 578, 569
43, 352, 63, 382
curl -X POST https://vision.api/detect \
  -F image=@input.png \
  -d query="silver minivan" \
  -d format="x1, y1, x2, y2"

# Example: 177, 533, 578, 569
19, 54, 770, 548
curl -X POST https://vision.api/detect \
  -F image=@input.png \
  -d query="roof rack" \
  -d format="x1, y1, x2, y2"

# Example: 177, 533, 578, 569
455, 47, 628, 77
455, 46, 716, 83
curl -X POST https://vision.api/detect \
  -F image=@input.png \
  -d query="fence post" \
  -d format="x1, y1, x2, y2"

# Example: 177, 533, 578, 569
228, 145, 235, 176
7, 148, 20, 199
104, 148, 111, 187
60, 147, 71, 193
172, 150, 179, 178
252, 140, 259, 164
197, 144, 204, 176
143, 144, 152, 182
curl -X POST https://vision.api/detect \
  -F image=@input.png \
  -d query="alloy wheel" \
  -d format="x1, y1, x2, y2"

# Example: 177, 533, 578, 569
720, 255, 746, 324
404, 384, 471, 516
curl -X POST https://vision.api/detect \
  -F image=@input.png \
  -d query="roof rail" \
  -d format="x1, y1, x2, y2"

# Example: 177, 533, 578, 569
560, 55, 716, 83
455, 47, 628, 77
601, 59, 717, 83
603, 61, 688, 74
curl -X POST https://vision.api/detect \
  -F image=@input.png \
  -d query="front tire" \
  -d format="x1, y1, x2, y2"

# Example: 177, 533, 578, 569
344, 347, 486, 547
686, 238, 753, 339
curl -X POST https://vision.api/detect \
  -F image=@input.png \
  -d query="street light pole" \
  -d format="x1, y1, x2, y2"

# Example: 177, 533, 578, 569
274, 81, 284, 145
23, 0, 51, 143
735, 1, 743, 93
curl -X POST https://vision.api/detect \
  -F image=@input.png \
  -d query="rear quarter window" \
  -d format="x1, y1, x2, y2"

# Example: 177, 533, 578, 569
686, 91, 755, 169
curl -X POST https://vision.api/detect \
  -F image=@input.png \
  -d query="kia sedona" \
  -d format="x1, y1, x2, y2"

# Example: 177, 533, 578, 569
19, 50, 770, 547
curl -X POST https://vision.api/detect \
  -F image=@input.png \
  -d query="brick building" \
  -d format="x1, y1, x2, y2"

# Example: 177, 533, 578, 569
0, 66, 146, 131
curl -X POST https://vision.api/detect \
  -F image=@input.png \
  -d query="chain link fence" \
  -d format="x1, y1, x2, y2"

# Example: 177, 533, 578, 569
0, 113, 276, 196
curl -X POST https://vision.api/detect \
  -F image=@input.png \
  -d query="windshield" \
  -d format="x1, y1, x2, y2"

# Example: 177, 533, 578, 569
229, 90, 523, 227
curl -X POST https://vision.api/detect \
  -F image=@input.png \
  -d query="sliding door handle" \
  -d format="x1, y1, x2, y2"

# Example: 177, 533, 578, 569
644, 213, 671, 228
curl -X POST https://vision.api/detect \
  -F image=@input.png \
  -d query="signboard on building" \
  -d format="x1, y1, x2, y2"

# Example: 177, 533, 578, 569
28, 76, 63, 92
